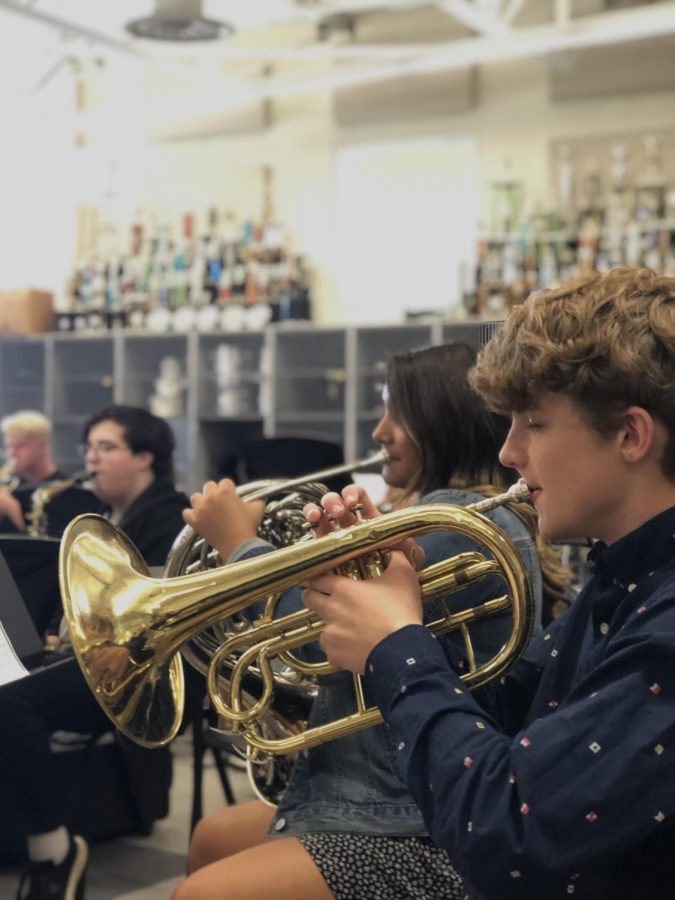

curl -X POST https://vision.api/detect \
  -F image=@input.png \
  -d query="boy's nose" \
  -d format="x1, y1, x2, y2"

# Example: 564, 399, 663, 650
499, 426, 525, 472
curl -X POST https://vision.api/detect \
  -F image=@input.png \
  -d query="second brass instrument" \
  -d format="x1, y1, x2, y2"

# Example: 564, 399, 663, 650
59, 480, 533, 756
28, 470, 90, 538
166, 448, 388, 802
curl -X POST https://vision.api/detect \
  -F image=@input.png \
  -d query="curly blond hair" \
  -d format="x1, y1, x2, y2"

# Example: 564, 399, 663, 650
1, 410, 51, 441
471, 267, 675, 480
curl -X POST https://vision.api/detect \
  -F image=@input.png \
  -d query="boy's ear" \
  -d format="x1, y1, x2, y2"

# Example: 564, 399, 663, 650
134, 450, 154, 472
618, 406, 657, 463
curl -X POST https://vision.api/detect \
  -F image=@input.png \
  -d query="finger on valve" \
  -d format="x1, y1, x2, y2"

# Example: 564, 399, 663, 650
341, 484, 380, 520
303, 501, 335, 538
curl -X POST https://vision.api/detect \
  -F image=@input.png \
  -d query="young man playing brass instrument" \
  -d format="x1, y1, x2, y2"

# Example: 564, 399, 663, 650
304, 266, 675, 899
0, 411, 61, 531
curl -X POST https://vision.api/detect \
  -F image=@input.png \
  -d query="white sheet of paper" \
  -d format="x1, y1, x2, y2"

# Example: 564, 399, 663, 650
0, 620, 29, 686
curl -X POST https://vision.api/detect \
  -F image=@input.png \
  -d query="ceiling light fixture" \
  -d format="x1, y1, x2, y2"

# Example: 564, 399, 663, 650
126, 0, 233, 42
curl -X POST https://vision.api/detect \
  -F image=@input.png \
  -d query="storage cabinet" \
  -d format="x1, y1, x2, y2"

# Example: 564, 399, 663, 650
0, 339, 45, 414
0, 320, 500, 491
269, 328, 347, 447
49, 337, 115, 472
194, 332, 267, 485
118, 334, 189, 411
117, 335, 191, 488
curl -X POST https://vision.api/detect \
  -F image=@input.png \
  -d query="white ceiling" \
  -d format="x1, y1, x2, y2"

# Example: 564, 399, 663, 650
1, 1, 674, 124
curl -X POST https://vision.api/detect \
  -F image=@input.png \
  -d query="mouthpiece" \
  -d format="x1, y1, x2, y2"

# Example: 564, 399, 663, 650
505, 478, 531, 502
471, 478, 531, 514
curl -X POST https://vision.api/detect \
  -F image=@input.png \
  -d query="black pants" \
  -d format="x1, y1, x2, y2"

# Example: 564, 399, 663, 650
0, 658, 112, 837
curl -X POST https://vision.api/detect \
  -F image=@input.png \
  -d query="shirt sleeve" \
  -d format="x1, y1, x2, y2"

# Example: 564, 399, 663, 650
364, 615, 675, 897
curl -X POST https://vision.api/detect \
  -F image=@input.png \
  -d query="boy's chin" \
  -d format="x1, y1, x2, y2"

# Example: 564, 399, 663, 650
540, 520, 584, 544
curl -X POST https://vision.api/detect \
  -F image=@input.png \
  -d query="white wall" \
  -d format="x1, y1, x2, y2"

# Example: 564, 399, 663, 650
336, 57, 675, 230
333, 136, 477, 323
0, 82, 79, 297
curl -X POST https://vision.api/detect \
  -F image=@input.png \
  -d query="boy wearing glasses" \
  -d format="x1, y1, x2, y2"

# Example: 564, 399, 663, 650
304, 267, 675, 899
81, 405, 188, 566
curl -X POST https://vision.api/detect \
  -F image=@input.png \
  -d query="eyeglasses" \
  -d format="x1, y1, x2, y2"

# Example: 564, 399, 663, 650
79, 441, 131, 457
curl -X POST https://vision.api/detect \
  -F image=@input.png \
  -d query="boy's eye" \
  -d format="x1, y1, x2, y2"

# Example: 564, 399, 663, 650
526, 417, 543, 430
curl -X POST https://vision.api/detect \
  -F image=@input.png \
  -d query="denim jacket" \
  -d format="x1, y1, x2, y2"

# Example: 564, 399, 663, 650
231, 488, 542, 837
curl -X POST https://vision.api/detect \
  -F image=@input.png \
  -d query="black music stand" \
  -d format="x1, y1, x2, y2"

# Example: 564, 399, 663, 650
0, 536, 61, 636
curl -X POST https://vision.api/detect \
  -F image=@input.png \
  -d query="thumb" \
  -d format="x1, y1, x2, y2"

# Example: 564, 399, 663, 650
383, 549, 418, 580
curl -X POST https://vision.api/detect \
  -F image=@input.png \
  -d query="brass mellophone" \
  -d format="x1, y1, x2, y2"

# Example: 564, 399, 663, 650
58, 468, 534, 761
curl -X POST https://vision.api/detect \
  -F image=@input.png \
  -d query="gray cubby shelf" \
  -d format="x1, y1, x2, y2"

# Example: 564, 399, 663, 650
118, 334, 189, 410
0, 320, 501, 491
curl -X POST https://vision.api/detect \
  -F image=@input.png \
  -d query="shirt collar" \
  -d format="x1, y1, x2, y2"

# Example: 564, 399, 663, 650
587, 506, 675, 588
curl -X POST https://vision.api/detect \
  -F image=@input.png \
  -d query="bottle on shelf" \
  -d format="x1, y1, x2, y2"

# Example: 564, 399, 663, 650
66, 195, 314, 332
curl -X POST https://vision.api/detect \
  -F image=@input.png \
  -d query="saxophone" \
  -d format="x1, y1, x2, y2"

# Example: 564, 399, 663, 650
28, 470, 90, 538
0, 459, 19, 493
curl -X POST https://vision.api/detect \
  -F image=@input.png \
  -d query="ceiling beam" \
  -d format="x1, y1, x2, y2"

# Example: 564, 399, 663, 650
146, 0, 675, 63
502, 0, 527, 25
435, 0, 510, 34
0, 0, 145, 57
145, 0, 675, 130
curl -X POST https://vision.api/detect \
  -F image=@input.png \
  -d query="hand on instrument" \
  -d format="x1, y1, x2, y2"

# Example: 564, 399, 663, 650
304, 484, 425, 569
0, 488, 25, 531
183, 479, 265, 561
302, 550, 423, 674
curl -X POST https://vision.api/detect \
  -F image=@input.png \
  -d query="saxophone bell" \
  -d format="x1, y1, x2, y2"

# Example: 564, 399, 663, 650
28, 470, 93, 538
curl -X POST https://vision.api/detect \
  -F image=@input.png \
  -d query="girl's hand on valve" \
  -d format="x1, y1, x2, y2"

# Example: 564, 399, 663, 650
303, 484, 425, 570
183, 479, 265, 561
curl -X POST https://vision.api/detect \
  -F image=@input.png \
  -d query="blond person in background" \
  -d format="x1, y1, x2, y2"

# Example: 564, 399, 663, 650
2, 411, 59, 484
0, 411, 60, 531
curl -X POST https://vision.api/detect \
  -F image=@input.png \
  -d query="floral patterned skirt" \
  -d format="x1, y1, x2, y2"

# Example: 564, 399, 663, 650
297, 831, 465, 900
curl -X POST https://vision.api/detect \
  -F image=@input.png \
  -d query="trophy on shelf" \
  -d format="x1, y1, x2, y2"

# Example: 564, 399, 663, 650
577, 155, 605, 253
634, 133, 666, 222
554, 143, 576, 223
490, 159, 524, 235
605, 142, 633, 229
214, 344, 245, 416
579, 156, 603, 212
608, 142, 632, 194
148, 356, 186, 419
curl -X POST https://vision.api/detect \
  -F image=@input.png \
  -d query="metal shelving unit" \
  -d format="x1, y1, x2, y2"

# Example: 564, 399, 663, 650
0, 320, 501, 492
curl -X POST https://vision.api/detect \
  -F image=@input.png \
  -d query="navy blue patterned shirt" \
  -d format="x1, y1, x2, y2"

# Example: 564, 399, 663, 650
365, 506, 675, 899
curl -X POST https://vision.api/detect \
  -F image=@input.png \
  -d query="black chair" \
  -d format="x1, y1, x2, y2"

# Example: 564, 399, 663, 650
241, 436, 351, 494
183, 665, 237, 833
